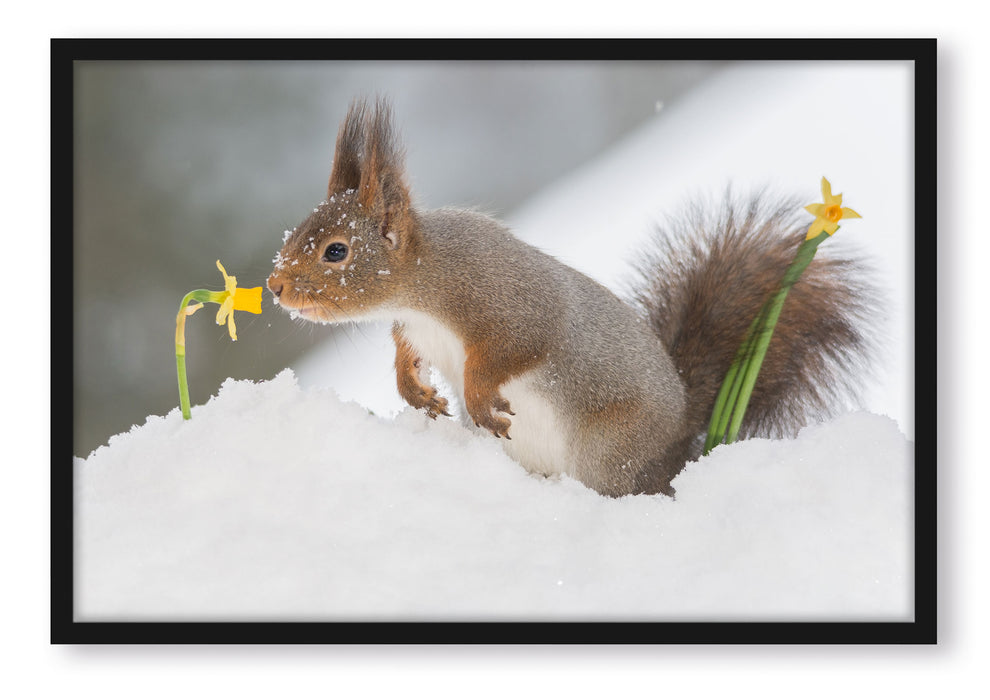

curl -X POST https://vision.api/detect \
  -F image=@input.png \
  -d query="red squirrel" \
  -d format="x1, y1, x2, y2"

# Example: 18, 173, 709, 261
267, 98, 877, 497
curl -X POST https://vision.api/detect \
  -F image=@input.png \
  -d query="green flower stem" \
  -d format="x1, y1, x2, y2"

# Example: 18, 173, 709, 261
175, 289, 222, 420
704, 307, 768, 452
176, 348, 191, 420
703, 230, 830, 454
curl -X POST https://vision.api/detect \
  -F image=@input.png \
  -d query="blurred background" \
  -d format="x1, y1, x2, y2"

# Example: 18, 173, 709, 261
73, 60, 725, 456
73, 59, 913, 457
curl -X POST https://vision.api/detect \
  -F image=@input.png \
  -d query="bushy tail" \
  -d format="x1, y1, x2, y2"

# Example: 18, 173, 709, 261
629, 191, 881, 456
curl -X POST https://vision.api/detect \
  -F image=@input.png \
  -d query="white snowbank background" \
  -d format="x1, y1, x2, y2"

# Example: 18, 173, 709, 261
75, 62, 915, 621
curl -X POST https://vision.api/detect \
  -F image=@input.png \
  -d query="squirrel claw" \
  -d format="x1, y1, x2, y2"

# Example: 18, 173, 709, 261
492, 395, 513, 415
473, 411, 512, 440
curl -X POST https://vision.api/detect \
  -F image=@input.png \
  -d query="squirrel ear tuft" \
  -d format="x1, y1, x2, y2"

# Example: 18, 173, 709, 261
328, 98, 412, 247
327, 100, 367, 196
356, 98, 410, 215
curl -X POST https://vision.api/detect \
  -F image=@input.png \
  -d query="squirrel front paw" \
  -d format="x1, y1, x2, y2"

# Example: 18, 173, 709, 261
468, 394, 514, 439
393, 326, 452, 420
421, 390, 452, 419
404, 385, 451, 419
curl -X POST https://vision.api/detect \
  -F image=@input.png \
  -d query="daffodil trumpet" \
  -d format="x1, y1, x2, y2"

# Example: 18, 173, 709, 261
175, 261, 263, 420
702, 177, 861, 455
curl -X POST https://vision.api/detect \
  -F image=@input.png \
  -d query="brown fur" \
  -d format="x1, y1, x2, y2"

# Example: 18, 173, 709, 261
326, 100, 366, 196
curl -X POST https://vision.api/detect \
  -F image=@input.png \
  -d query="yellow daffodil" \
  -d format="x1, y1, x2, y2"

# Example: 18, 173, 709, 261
213, 260, 263, 341
803, 177, 861, 239
175, 260, 264, 419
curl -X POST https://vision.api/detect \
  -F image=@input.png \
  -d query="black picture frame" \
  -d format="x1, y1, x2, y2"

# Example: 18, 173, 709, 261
53, 37, 936, 645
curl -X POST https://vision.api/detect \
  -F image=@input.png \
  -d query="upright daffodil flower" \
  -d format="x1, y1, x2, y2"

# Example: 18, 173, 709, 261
174, 260, 263, 419
703, 177, 864, 454
803, 176, 861, 239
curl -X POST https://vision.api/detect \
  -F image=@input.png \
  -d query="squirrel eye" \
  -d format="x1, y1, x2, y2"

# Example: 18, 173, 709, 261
323, 242, 349, 263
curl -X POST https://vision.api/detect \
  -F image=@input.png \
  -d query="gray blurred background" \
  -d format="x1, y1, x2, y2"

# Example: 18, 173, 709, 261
73, 60, 726, 457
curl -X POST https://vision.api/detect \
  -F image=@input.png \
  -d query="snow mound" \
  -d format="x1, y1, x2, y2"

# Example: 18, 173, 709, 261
75, 370, 912, 621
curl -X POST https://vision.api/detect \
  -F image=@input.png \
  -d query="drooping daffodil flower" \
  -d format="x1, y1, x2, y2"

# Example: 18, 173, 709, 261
213, 260, 263, 341
174, 260, 263, 420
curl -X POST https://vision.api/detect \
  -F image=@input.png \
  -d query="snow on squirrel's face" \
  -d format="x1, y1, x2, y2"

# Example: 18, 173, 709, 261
266, 189, 402, 325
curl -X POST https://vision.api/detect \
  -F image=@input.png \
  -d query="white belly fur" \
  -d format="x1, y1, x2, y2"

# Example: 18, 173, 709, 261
396, 310, 571, 478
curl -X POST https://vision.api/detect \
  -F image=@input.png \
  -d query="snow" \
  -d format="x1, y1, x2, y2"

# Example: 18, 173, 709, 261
75, 370, 912, 621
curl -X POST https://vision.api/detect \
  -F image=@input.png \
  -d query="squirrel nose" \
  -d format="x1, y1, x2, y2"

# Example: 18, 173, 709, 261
267, 275, 283, 298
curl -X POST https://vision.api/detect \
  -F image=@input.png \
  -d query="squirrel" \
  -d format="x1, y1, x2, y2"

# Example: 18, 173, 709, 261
267, 97, 877, 498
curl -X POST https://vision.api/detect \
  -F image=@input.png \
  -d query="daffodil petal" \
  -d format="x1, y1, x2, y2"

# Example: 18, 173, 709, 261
232, 287, 263, 314
824, 220, 840, 235
806, 217, 826, 239
820, 177, 833, 202
804, 203, 825, 216
216, 297, 233, 326
841, 207, 862, 219
227, 313, 237, 341
216, 260, 237, 295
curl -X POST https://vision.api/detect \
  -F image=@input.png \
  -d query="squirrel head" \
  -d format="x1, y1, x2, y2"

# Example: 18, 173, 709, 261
267, 98, 416, 324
